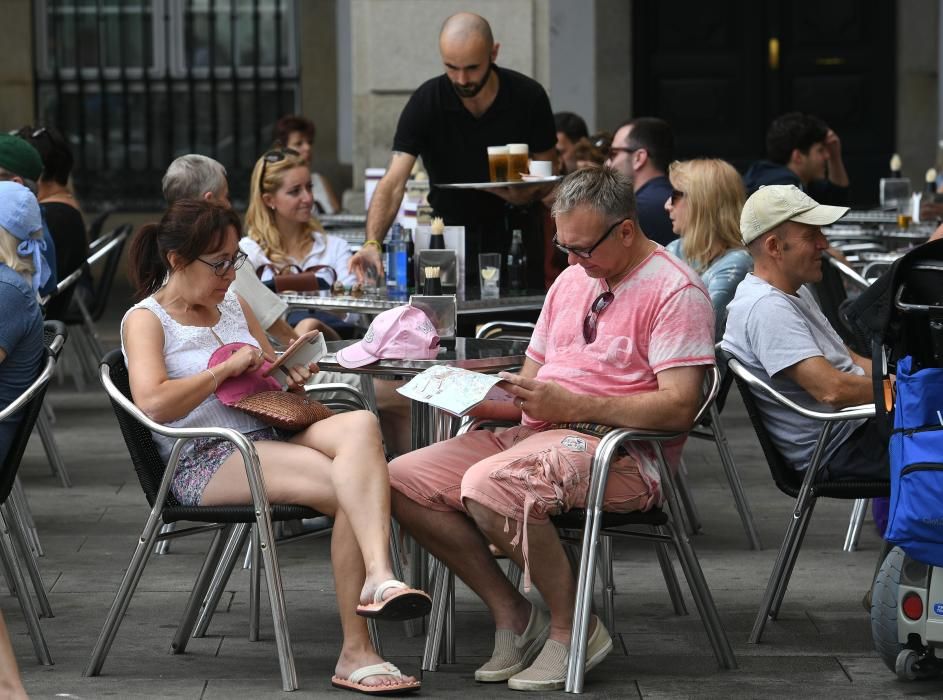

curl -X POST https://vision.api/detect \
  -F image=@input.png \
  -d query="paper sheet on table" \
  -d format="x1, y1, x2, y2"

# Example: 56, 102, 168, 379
396, 365, 514, 416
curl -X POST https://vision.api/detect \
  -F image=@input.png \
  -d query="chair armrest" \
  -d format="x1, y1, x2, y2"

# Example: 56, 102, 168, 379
0, 356, 55, 421
728, 357, 875, 422
100, 363, 273, 515
456, 416, 518, 436
303, 382, 370, 410
87, 229, 128, 267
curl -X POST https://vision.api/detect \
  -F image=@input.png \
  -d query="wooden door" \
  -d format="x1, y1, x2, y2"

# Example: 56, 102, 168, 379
632, 0, 896, 206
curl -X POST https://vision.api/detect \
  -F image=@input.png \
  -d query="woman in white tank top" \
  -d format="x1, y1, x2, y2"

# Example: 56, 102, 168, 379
121, 201, 428, 694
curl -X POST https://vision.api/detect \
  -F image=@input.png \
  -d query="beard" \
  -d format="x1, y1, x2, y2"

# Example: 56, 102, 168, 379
451, 61, 493, 98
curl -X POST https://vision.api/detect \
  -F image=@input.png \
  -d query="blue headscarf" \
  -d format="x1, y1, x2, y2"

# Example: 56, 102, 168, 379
0, 181, 50, 291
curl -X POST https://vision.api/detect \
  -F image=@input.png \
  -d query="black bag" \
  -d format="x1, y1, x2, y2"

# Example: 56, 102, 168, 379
844, 238, 943, 437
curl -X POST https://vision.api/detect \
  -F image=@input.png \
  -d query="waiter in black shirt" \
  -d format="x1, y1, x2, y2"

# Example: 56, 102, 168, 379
350, 12, 557, 289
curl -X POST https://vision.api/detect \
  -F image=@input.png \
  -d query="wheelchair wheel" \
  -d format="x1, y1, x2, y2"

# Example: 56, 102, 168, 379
871, 546, 906, 672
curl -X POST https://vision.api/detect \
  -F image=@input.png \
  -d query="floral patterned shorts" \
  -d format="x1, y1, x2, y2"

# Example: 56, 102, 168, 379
172, 427, 284, 506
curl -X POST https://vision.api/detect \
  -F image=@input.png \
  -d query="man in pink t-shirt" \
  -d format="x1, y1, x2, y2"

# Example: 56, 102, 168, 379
389, 167, 714, 692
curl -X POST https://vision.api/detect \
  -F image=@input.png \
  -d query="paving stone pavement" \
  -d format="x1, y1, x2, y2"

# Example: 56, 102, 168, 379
6, 318, 943, 699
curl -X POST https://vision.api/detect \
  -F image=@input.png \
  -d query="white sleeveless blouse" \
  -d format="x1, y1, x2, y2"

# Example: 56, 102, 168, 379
120, 289, 268, 462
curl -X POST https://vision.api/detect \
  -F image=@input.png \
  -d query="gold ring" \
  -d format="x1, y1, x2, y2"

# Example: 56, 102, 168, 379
257, 349, 264, 359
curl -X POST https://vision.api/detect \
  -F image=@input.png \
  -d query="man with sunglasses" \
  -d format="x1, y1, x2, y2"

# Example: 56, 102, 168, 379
351, 12, 557, 288
389, 167, 715, 691
605, 117, 676, 246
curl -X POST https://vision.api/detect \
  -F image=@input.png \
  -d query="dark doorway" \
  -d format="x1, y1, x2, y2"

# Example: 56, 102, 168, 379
632, 0, 896, 207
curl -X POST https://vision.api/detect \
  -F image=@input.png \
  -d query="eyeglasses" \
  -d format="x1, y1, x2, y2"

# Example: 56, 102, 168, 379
258, 147, 299, 193
583, 289, 615, 344
608, 146, 641, 157
669, 189, 685, 205
197, 251, 247, 277
553, 218, 627, 259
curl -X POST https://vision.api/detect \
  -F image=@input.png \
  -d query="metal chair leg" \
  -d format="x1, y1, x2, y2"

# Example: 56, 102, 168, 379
598, 535, 616, 634
0, 510, 52, 665
85, 509, 165, 676
768, 501, 817, 620
666, 519, 736, 669
249, 525, 262, 642
193, 524, 250, 638
710, 407, 761, 550
10, 479, 42, 557
2, 503, 52, 619
672, 459, 702, 535
843, 499, 868, 553
421, 556, 449, 672
154, 523, 176, 555
749, 497, 817, 643
36, 410, 71, 488
171, 525, 230, 653
654, 530, 687, 616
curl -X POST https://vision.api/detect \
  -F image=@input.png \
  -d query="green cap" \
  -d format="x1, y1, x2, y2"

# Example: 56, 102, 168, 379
0, 134, 43, 181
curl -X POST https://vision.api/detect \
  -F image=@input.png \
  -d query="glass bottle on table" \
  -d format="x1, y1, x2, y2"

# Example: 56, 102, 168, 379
507, 229, 527, 291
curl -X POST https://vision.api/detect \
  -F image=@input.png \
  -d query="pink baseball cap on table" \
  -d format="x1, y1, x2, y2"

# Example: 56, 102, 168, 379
336, 306, 440, 368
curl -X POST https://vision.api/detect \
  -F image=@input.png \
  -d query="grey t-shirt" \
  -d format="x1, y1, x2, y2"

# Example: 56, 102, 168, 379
721, 274, 866, 471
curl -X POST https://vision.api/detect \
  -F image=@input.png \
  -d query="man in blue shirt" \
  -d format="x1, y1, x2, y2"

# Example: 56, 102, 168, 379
605, 117, 676, 246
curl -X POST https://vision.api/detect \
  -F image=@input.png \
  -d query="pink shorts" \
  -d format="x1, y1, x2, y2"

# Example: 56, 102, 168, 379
389, 426, 655, 586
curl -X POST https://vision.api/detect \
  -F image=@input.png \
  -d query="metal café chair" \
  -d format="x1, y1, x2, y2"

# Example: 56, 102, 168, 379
63, 224, 131, 384
0, 321, 67, 665
726, 354, 890, 644
420, 366, 738, 692
86, 350, 332, 691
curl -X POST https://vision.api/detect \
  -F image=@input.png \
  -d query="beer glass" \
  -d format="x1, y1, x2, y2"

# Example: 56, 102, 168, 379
487, 146, 509, 182
507, 144, 528, 182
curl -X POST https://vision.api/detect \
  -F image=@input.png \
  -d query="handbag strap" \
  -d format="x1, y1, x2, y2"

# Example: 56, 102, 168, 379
303, 264, 337, 286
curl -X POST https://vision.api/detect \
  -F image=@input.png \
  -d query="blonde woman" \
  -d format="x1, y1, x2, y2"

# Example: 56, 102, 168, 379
0, 181, 47, 465
240, 148, 356, 337
665, 159, 752, 340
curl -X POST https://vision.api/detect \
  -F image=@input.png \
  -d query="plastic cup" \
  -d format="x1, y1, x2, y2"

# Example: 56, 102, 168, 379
478, 253, 501, 298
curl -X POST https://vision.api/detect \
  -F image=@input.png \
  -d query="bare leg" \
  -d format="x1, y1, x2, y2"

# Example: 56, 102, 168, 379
373, 379, 410, 456
466, 500, 581, 644
0, 612, 27, 700
331, 510, 417, 688
295, 411, 397, 601
294, 316, 340, 341
391, 490, 531, 634
199, 417, 416, 688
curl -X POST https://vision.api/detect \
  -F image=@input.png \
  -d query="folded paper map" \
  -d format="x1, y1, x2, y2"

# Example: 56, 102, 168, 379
397, 365, 515, 416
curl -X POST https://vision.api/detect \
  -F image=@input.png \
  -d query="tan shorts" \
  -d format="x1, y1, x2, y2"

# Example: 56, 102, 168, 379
389, 425, 655, 524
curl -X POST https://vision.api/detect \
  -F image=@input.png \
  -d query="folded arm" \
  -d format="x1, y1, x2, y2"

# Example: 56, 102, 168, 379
782, 355, 873, 409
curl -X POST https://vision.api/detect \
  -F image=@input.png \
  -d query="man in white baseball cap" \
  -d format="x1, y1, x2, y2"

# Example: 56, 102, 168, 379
722, 185, 888, 481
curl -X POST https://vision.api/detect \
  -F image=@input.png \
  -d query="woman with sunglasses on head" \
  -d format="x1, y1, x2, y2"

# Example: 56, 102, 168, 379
664, 159, 753, 341
241, 148, 356, 339
122, 199, 429, 695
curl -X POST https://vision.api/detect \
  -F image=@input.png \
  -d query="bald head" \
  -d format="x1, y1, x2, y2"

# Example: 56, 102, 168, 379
440, 12, 494, 47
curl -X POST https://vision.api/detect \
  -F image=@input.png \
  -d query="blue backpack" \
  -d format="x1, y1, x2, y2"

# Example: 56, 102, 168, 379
885, 355, 943, 565
845, 242, 943, 563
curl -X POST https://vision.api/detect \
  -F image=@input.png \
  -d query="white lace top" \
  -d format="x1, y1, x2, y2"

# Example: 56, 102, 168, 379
120, 289, 268, 462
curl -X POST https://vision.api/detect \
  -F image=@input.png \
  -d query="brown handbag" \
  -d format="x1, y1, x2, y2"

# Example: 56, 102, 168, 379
232, 390, 334, 431
257, 263, 337, 293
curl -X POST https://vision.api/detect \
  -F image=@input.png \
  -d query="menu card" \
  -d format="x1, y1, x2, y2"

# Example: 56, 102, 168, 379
397, 365, 514, 416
